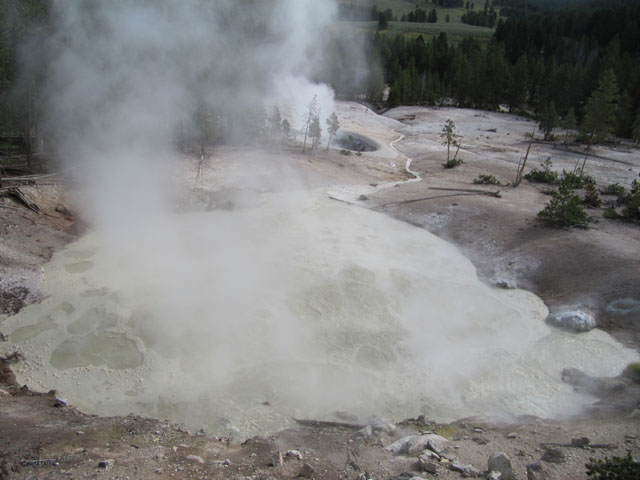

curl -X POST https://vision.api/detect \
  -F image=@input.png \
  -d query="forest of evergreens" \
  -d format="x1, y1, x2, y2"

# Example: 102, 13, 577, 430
1, 0, 639, 161
368, 0, 640, 141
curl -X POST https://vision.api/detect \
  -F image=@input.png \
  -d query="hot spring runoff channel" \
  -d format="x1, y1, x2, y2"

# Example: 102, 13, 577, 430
2, 191, 637, 440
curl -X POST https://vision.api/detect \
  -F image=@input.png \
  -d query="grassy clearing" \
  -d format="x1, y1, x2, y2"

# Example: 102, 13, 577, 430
347, 0, 433, 15
347, 19, 494, 44
342, 0, 474, 22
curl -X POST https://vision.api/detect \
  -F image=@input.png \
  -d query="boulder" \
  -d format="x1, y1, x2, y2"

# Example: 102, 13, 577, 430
286, 450, 303, 460
417, 455, 438, 473
298, 463, 315, 478
384, 434, 449, 456
487, 452, 514, 480
449, 461, 481, 477
546, 310, 596, 332
270, 451, 284, 467
98, 459, 114, 470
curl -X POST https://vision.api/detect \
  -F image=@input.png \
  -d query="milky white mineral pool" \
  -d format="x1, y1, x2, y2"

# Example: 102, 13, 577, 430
2, 191, 637, 440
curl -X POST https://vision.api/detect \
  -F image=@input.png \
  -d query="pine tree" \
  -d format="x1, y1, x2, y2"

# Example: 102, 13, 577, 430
538, 183, 590, 228
377, 12, 388, 30
302, 95, 319, 153
310, 114, 322, 152
581, 69, 620, 148
325, 112, 340, 150
268, 105, 282, 142
559, 107, 577, 143
440, 119, 459, 162
506, 55, 529, 112
632, 108, 640, 145
281, 119, 291, 142
539, 101, 559, 141
616, 90, 633, 139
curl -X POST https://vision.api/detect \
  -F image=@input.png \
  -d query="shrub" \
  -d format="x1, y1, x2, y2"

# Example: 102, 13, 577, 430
340, 149, 352, 156
586, 453, 640, 479
473, 174, 501, 185
623, 362, 640, 383
621, 188, 640, 223
524, 158, 558, 184
603, 207, 620, 219
584, 182, 602, 207
443, 158, 463, 169
602, 183, 626, 196
538, 183, 590, 228
560, 169, 594, 189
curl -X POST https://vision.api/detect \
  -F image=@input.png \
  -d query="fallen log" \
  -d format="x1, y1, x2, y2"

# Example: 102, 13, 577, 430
0, 173, 57, 186
293, 418, 365, 429
1, 187, 41, 213
372, 187, 501, 210
428, 186, 502, 197
540, 442, 616, 450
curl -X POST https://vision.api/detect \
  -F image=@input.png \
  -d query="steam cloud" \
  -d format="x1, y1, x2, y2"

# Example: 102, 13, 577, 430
41, 0, 341, 228
8, 0, 638, 440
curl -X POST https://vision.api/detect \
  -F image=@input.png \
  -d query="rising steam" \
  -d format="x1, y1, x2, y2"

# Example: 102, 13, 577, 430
39, 0, 340, 228
3, 0, 639, 441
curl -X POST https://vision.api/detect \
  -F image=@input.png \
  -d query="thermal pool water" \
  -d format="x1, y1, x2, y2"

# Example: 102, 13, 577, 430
1, 191, 638, 440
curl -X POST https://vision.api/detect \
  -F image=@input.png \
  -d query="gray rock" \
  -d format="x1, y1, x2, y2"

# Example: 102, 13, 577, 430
354, 421, 396, 441
450, 461, 481, 477
570, 437, 590, 447
298, 463, 314, 478
492, 276, 517, 289
186, 455, 204, 464
440, 451, 458, 462
473, 436, 489, 445
98, 459, 114, 470
355, 425, 373, 440
270, 451, 284, 467
487, 452, 514, 480
541, 448, 565, 464
418, 455, 438, 473
426, 436, 448, 455
546, 309, 596, 332
286, 450, 303, 460
371, 421, 396, 435
527, 460, 560, 479
420, 450, 441, 462
53, 396, 68, 407
384, 434, 449, 456
487, 472, 502, 480
390, 473, 422, 480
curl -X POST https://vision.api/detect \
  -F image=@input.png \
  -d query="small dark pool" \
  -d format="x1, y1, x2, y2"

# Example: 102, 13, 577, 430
334, 132, 378, 152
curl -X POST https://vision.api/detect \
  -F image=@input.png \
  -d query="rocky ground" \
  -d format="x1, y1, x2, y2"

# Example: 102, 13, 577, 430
1, 103, 640, 479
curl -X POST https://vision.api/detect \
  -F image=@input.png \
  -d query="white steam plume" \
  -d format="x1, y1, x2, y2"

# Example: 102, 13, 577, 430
42, 0, 339, 229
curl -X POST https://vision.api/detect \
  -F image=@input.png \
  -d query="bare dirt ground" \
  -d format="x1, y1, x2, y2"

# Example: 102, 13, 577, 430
1, 103, 640, 479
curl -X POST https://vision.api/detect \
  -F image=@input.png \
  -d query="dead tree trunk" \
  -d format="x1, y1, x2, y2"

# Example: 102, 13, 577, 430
513, 127, 535, 187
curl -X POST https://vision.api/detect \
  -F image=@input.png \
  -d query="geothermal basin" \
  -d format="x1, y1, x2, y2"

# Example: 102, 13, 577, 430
1, 189, 638, 441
